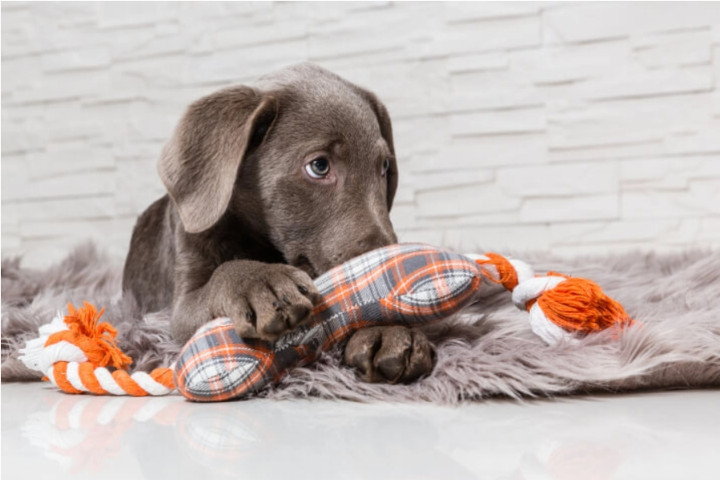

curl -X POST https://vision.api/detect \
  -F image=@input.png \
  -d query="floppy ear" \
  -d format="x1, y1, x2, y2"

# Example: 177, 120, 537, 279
158, 86, 278, 233
360, 91, 398, 211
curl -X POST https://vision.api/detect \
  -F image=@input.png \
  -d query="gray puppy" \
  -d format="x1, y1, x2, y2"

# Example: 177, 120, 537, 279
122, 63, 435, 384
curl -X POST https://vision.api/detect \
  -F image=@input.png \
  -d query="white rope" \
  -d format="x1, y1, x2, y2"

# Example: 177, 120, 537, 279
91, 367, 131, 395
65, 362, 89, 392
528, 302, 573, 345
511, 275, 566, 310
129, 371, 174, 396
19, 312, 87, 372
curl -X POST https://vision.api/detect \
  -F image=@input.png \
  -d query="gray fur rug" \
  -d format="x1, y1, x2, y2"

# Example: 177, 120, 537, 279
2, 243, 719, 403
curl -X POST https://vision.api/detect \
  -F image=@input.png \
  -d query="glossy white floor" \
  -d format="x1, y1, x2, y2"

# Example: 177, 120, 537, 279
2, 383, 719, 480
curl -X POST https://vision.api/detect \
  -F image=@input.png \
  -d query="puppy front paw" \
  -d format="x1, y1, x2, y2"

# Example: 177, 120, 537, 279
343, 326, 436, 384
211, 262, 320, 341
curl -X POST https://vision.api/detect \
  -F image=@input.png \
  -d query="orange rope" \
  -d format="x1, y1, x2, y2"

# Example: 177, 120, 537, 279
475, 253, 519, 290
151, 368, 176, 389
538, 276, 633, 333
78, 362, 107, 394
52, 362, 83, 394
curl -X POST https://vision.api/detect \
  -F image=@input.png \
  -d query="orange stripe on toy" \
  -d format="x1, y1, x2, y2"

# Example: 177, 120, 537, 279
52, 362, 83, 394
78, 362, 108, 394
150, 368, 175, 390
111, 370, 149, 396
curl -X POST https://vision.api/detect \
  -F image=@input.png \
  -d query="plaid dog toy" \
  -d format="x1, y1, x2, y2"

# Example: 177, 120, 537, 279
174, 243, 481, 401
21, 243, 632, 401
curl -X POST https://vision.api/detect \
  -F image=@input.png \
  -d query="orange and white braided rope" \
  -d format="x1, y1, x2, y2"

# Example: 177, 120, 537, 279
19, 304, 175, 396
467, 252, 633, 345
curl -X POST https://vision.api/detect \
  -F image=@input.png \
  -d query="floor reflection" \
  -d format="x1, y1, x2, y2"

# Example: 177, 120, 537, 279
19, 390, 478, 479
21, 395, 186, 474
10, 385, 719, 480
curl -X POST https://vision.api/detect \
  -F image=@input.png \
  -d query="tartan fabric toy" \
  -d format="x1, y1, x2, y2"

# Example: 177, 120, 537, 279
175, 244, 481, 401
20, 243, 632, 401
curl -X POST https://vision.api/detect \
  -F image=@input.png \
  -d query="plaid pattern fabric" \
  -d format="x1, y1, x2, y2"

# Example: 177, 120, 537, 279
174, 243, 481, 402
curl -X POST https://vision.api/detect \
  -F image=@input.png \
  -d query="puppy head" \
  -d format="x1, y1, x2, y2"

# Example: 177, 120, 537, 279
159, 63, 398, 277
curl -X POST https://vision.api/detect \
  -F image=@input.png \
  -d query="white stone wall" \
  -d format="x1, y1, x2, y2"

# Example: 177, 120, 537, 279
3, 1, 720, 267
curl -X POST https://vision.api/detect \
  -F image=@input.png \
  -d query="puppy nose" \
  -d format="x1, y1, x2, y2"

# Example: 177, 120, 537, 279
330, 230, 398, 268
354, 230, 396, 254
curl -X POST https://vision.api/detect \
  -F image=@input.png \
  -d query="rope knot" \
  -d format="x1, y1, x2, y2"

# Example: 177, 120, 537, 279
474, 253, 633, 344
538, 276, 633, 334
45, 302, 132, 370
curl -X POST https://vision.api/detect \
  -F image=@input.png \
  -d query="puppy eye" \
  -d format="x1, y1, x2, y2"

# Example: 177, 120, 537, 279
305, 157, 330, 179
381, 158, 390, 176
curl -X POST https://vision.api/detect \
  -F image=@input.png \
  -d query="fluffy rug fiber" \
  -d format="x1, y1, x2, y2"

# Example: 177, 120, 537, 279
2, 243, 719, 403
